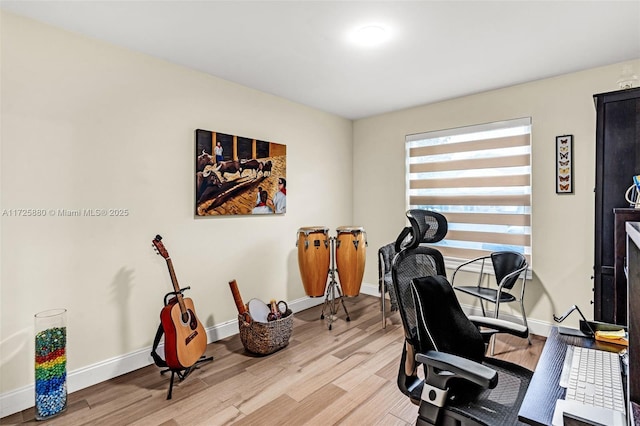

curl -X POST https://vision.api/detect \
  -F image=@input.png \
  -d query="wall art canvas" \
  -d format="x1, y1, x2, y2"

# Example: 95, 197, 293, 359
195, 129, 287, 216
556, 135, 573, 194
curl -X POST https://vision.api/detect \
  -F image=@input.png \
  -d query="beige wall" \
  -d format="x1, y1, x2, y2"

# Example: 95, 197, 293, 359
0, 11, 353, 396
353, 58, 640, 330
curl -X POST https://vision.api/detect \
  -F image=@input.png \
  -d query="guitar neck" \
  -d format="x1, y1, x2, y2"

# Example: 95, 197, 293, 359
165, 257, 187, 314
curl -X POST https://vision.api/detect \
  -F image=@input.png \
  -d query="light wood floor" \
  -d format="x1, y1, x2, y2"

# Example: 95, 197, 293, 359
2, 295, 545, 425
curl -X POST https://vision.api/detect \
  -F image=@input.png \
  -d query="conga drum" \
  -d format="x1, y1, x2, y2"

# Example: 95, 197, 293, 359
297, 227, 330, 297
335, 226, 367, 297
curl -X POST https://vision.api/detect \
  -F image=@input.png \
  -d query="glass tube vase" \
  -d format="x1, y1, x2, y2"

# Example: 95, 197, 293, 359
34, 308, 67, 420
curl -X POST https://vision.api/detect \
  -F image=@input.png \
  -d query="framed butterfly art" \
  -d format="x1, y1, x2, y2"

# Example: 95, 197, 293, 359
556, 135, 573, 194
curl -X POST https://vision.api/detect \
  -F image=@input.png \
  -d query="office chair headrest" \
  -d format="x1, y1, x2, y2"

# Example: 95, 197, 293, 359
395, 209, 448, 252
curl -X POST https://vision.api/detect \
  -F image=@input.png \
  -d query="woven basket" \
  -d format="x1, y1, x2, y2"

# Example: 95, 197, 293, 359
238, 310, 294, 355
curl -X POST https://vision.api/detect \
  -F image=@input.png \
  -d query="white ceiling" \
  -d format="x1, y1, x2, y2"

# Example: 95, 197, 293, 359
2, 0, 640, 119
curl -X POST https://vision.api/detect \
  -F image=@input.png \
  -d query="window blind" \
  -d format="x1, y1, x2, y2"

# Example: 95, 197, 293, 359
406, 118, 532, 263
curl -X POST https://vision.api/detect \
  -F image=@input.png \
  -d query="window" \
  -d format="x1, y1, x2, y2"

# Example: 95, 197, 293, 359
406, 117, 531, 264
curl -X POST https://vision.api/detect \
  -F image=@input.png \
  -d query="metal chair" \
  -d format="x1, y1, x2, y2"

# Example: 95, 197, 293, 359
452, 251, 531, 352
378, 242, 398, 328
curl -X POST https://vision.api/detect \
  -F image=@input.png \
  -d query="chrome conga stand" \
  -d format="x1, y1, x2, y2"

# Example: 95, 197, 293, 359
320, 236, 351, 330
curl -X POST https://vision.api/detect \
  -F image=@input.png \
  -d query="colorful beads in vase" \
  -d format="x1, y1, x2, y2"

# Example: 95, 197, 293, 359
34, 309, 67, 420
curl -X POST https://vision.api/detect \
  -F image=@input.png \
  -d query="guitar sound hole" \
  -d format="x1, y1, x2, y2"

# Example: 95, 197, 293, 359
187, 309, 198, 330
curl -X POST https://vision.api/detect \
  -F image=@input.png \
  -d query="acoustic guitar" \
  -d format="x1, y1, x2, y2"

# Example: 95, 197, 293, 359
152, 235, 207, 370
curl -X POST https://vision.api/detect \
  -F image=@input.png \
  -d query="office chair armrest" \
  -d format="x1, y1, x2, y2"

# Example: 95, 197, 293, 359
468, 315, 529, 339
416, 350, 498, 390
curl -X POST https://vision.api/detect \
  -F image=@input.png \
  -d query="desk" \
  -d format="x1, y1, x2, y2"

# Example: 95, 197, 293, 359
518, 327, 626, 426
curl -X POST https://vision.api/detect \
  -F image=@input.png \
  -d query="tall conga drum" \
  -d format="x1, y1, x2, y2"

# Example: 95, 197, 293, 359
297, 227, 330, 297
335, 226, 367, 297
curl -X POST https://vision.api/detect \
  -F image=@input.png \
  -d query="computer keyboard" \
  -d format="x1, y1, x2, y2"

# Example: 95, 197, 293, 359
564, 345, 625, 413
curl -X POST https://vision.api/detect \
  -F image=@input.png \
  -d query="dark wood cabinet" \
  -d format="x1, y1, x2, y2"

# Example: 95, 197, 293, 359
593, 87, 640, 325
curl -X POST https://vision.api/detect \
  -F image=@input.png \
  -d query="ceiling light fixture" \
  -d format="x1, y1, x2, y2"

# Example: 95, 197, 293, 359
352, 24, 389, 47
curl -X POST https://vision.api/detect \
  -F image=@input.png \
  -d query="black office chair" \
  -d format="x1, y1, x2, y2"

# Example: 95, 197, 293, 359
391, 209, 533, 424
410, 274, 532, 425
379, 242, 398, 328
451, 251, 531, 353
391, 210, 449, 402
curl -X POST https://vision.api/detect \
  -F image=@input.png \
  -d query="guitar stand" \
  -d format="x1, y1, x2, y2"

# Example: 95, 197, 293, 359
164, 287, 191, 305
160, 355, 214, 400
157, 287, 213, 400
320, 236, 350, 330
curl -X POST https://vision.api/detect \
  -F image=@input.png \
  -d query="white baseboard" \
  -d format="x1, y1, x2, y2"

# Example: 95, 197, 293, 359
360, 282, 379, 297
0, 295, 325, 419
